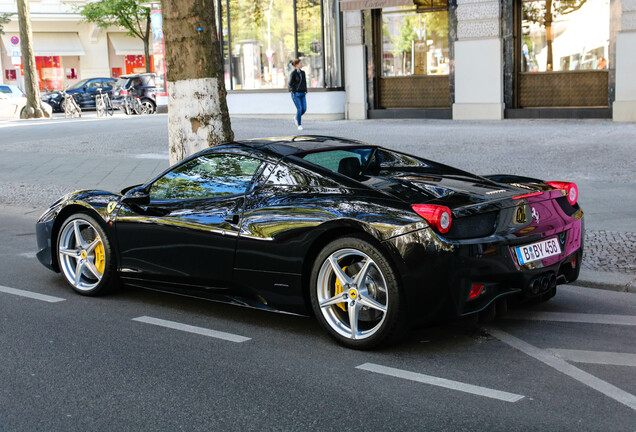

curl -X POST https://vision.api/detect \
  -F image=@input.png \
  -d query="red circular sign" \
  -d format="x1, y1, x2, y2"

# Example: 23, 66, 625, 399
10, 36, 19, 45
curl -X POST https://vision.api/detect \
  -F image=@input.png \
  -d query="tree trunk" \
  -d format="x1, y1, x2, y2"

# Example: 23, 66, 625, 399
17, 0, 48, 119
162, 0, 234, 165
545, 0, 553, 71
144, 16, 151, 73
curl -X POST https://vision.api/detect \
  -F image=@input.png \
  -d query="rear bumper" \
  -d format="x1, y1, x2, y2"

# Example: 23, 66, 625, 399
385, 214, 584, 326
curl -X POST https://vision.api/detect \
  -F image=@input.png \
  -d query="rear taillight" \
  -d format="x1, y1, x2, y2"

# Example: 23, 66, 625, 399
120, 89, 128, 96
411, 204, 452, 234
546, 181, 578, 205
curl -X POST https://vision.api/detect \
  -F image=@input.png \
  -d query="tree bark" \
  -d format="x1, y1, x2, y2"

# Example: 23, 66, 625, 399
16, 0, 49, 119
162, 0, 234, 165
144, 16, 151, 73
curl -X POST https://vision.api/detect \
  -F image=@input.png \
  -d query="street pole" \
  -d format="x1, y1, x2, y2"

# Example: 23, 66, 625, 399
16, 0, 48, 118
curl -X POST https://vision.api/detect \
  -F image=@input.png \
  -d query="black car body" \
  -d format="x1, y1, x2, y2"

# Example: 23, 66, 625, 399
41, 78, 116, 112
111, 73, 157, 113
35, 136, 584, 349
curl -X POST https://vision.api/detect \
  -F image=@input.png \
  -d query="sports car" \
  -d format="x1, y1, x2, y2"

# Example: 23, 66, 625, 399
36, 136, 584, 349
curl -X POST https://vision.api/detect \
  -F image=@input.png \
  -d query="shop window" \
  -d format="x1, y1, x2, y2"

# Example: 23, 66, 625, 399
66, 68, 77, 79
296, 0, 324, 88
228, 0, 295, 90
381, 4, 449, 77
5, 70, 17, 81
37, 56, 63, 91
112, 67, 122, 78
125, 55, 154, 74
521, 0, 610, 72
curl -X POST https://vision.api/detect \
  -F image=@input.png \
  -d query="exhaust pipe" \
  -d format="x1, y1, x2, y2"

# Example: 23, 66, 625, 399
549, 274, 557, 289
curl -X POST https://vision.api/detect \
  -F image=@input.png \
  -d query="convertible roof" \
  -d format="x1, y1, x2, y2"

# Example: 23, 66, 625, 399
237, 135, 373, 157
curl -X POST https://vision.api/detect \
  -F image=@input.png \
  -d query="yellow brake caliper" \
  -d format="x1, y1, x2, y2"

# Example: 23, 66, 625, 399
93, 238, 105, 275
333, 266, 348, 311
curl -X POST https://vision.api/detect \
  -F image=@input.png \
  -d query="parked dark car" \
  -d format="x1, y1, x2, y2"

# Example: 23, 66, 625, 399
35, 136, 584, 349
111, 73, 157, 114
41, 78, 116, 112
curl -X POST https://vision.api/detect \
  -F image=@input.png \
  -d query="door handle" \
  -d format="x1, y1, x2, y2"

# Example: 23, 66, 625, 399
224, 214, 240, 225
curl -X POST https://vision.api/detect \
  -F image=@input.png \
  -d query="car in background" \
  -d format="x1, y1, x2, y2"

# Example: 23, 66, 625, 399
41, 78, 116, 112
111, 73, 157, 114
0, 84, 53, 119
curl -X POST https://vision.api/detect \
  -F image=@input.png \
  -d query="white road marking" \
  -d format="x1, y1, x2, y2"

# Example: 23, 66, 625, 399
356, 363, 525, 403
132, 316, 250, 343
486, 327, 636, 411
0, 285, 65, 303
504, 311, 636, 326
547, 349, 636, 367
19, 252, 37, 258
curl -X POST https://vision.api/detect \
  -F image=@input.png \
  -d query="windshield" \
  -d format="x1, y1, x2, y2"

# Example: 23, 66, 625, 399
114, 78, 129, 89
68, 79, 90, 90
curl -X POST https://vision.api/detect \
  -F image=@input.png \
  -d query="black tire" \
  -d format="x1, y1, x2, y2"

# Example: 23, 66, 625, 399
141, 99, 156, 114
106, 97, 114, 116
56, 213, 118, 296
310, 236, 406, 349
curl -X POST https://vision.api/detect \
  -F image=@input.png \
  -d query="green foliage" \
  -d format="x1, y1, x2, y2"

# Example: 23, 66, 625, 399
0, 13, 12, 35
77, 0, 149, 41
522, 0, 588, 26
391, 11, 447, 57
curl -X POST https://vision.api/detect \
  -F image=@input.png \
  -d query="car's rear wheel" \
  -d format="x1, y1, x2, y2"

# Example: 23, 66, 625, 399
310, 237, 405, 349
57, 213, 117, 296
141, 99, 155, 114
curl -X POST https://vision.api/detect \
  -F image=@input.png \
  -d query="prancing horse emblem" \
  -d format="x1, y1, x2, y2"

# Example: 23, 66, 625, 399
531, 207, 540, 224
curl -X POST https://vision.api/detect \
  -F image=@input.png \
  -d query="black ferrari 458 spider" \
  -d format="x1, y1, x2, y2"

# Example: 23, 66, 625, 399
36, 136, 584, 349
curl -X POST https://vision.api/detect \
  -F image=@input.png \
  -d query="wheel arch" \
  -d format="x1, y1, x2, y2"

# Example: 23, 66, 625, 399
50, 204, 113, 272
299, 223, 406, 315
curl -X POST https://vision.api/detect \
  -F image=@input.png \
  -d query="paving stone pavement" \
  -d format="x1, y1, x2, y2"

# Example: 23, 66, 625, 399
583, 230, 636, 273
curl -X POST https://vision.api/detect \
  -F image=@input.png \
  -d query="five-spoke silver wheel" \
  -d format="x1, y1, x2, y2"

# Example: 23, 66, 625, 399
311, 237, 404, 349
57, 215, 109, 293
316, 249, 388, 340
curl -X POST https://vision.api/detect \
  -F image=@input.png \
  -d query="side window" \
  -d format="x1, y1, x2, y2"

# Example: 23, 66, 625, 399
264, 162, 338, 187
86, 81, 101, 90
150, 153, 262, 200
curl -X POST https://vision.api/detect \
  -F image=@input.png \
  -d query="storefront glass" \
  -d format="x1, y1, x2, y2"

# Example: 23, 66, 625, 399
381, 5, 449, 77
521, 0, 610, 72
218, 0, 340, 90
37, 56, 63, 91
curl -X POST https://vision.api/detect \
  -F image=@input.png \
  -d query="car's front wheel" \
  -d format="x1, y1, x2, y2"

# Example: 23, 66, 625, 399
56, 213, 117, 296
310, 237, 405, 349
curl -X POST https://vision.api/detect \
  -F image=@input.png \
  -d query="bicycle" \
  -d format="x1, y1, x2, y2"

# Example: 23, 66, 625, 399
61, 88, 81, 118
95, 88, 114, 117
124, 94, 149, 115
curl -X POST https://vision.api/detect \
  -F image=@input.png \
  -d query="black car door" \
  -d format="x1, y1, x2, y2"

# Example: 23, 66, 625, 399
79, 80, 100, 107
114, 152, 264, 290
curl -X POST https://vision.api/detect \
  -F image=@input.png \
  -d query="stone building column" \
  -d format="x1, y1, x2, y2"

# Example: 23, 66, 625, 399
452, 0, 504, 120
613, 2, 636, 121
343, 10, 367, 120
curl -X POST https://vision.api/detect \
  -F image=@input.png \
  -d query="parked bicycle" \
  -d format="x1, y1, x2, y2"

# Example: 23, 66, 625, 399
61, 88, 81, 118
123, 93, 149, 115
95, 88, 114, 117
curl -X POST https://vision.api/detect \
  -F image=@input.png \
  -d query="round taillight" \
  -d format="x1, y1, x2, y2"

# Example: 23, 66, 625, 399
411, 204, 452, 234
567, 183, 578, 206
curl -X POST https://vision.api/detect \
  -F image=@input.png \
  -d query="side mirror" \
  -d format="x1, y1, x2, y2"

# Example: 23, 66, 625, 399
122, 186, 150, 206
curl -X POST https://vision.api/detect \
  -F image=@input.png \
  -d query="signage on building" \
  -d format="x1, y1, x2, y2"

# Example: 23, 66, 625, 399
339, 0, 413, 11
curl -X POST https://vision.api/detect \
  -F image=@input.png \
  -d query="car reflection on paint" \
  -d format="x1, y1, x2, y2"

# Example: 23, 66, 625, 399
35, 136, 584, 349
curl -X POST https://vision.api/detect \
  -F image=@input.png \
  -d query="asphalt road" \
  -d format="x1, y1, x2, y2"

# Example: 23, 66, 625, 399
1, 114, 635, 431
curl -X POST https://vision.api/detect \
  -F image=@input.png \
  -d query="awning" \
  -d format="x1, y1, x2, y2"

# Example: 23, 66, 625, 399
1, 32, 85, 56
108, 33, 152, 56
339, 0, 413, 11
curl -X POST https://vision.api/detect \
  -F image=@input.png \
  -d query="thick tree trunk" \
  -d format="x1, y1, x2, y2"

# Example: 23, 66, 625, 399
17, 0, 48, 119
162, 0, 234, 165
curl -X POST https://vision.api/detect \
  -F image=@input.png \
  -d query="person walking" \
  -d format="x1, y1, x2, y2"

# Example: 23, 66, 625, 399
288, 59, 307, 131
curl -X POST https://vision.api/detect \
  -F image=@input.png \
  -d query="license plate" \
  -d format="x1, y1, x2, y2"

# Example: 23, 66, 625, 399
515, 238, 562, 265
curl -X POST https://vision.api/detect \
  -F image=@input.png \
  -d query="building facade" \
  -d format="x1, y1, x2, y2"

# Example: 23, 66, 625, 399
1, 0, 633, 121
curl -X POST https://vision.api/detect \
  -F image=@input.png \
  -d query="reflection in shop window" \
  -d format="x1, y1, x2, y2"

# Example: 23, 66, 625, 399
228, 0, 295, 90
381, 5, 449, 77
296, 0, 324, 88
521, 0, 609, 72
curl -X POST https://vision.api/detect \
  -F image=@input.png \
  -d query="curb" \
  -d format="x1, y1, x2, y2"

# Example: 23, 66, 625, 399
577, 269, 636, 294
